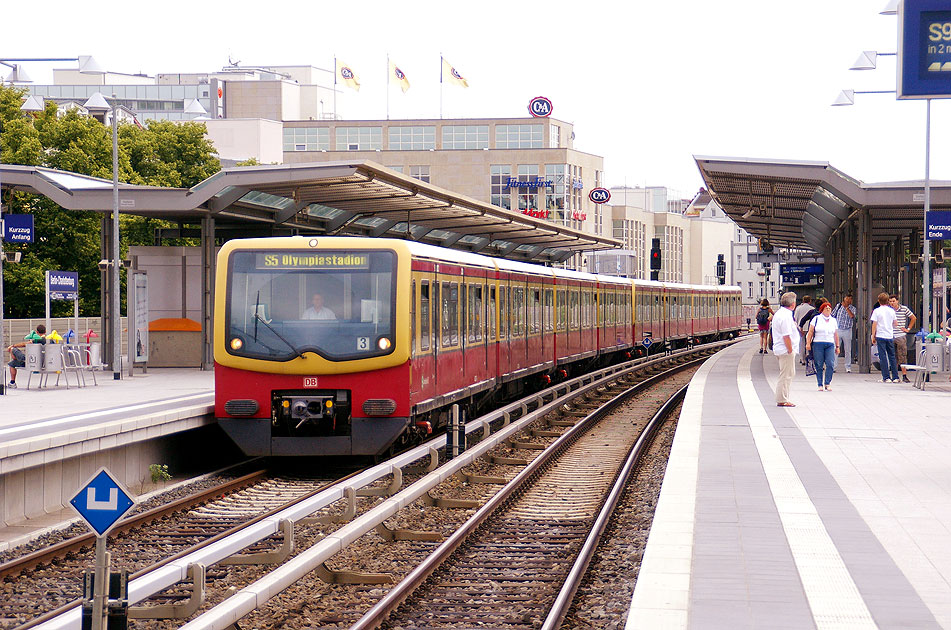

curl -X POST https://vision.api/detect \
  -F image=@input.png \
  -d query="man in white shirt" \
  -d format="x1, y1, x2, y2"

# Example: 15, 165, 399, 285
870, 292, 898, 382
771, 291, 800, 407
302, 292, 336, 320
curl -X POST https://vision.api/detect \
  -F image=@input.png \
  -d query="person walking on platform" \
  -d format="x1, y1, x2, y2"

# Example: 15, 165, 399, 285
771, 291, 800, 407
888, 294, 916, 383
756, 299, 773, 354
870, 292, 899, 382
794, 295, 814, 364
805, 301, 839, 391
831, 294, 856, 373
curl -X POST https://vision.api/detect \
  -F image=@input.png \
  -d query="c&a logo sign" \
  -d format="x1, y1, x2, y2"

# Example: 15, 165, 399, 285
528, 96, 553, 118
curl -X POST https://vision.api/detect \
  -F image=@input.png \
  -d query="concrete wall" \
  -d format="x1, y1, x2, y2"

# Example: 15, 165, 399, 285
205, 118, 284, 164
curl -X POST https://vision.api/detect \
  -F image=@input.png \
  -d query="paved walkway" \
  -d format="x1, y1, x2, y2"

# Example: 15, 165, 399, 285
628, 337, 951, 629
1, 368, 214, 429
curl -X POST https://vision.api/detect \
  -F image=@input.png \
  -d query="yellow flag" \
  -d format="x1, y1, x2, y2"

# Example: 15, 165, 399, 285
335, 59, 361, 91
389, 60, 410, 93
442, 58, 468, 88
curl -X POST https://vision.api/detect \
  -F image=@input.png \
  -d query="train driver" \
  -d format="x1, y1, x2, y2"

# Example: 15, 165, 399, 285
302, 292, 336, 320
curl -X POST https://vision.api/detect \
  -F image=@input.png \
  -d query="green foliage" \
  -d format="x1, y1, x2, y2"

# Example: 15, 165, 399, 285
235, 157, 261, 167
149, 463, 172, 484
1, 84, 222, 318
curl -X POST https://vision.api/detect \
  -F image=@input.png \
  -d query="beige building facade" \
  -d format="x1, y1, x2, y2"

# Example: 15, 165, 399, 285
281, 117, 606, 261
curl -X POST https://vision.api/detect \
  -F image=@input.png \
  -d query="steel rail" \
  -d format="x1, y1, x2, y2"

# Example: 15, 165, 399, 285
541, 383, 689, 630
350, 364, 700, 630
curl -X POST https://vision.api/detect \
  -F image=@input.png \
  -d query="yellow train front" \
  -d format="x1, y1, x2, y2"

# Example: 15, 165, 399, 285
214, 236, 413, 456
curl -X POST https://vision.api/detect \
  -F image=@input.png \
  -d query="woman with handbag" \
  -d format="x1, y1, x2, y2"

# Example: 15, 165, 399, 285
805, 301, 840, 391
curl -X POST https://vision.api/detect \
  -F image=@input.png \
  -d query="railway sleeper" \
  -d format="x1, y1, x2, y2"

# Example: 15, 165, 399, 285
421, 492, 481, 509
299, 486, 357, 525
531, 429, 562, 438
219, 519, 294, 565
375, 521, 442, 542
506, 438, 547, 450
490, 455, 530, 466
455, 470, 508, 485
129, 562, 205, 620
315, 562, 393, 585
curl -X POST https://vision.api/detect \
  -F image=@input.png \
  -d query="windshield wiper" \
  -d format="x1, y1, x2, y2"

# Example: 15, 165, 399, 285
252, 312, 307, 359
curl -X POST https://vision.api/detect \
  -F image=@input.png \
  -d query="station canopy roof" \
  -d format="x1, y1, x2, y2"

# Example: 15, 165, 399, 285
0, 160, 620, 263
695, 156, 951, 253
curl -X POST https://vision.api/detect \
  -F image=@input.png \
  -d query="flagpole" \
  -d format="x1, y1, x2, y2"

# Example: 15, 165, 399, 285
386, 53, 390, 121
439, 53, 443, 119
333, 55, 337, 120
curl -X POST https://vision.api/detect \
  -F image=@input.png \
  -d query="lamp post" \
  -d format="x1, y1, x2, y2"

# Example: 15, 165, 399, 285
83, 92, 121, 380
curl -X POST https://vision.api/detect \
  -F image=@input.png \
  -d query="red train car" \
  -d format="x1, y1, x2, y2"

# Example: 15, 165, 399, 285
214, 237, 741, 457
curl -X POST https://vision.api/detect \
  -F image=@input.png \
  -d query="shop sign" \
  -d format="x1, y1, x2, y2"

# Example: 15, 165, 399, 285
589, 187, 611, 204
528, 96, 553, 117
504, 177, 554, 190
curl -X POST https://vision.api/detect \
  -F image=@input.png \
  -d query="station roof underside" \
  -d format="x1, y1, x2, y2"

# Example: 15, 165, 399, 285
1, 161, 620, 263
695, 156, 951, 253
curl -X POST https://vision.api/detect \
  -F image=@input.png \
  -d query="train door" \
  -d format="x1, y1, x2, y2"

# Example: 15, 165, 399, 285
411, 264, 438, 405
463, 271, 489, 389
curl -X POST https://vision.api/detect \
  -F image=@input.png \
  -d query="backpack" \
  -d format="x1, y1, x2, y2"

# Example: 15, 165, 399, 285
799, 308, 816, 329
756, 308, 770, 326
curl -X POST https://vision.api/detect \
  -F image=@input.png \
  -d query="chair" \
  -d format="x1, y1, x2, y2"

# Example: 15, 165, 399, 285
901, 346, 929, 390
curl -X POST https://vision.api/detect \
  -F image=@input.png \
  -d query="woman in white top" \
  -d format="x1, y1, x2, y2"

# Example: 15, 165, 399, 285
806, 301, 840, 391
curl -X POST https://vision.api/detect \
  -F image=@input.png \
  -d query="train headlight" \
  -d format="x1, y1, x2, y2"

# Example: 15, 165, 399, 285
230, 337, 244, 351
377, 337, 392, 350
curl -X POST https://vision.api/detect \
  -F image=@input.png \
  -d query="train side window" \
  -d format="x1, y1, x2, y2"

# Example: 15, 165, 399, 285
544, 288, 554, 332
489, 285, 497, 341
513, 286, 524, 336
469, 283, 483, 342
499, 286, 507, 339
570, 289, 579, 330
556, 288, 566, 332
531, 288, 541, 334
441, 281, 459, 347
420, 281, 430, 352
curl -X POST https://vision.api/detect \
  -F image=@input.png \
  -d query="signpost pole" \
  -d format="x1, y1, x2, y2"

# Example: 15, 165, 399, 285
92, 535, 108, 630
924, 98, 932, 333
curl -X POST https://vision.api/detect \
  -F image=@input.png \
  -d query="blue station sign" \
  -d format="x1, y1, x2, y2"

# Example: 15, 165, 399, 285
780, 263, 824, 285
69, 468, 136, 536
926, 210, 951, 239
899, 0, 951, 98
3, 214, 34, 243
48, 270, 79, 300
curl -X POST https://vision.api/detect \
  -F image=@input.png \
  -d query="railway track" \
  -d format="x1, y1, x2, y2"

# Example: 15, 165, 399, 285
9, 340, 732, 630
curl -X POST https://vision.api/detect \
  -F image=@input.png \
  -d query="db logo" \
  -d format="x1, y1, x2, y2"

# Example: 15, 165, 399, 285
528, 96, 553, 118
589, 187, 611, 204
303, 377, 319, 388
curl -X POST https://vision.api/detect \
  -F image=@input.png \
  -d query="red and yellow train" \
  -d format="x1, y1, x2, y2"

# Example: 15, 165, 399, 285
214, 236, 742, 456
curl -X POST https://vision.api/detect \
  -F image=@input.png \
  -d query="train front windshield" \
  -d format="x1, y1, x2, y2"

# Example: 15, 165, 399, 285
226, 249, 397, 361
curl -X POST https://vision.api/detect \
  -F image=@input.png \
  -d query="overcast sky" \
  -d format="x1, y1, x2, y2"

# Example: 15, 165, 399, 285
6, 0, 950, 198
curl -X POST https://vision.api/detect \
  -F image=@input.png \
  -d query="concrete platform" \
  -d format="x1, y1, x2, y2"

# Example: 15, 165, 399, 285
0, 368, 216, 539
628, 337, 951, 630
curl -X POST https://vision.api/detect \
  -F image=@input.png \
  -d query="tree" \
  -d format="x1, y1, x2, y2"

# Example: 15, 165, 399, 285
1, 85, 221, 318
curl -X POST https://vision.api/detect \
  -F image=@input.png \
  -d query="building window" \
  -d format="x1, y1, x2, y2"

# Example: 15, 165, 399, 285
550, 124, 560, 148
283, 127, 329, 151
409, 165, 430, 183
491, 165, 512, 210
442, 125, 488, 149
496, 124, 543, 149
748, 282, 754, 298
335, 127, 382, 151
388, 126, 435, 150
517, 164, 539, 215
387, 166, 404, 174
545, 164, 566, 221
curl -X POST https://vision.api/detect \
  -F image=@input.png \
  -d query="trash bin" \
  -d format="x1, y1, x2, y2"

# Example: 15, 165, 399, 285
43, 345, 63, 372
924, 341, 944, 373
26, 344, 43, 371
